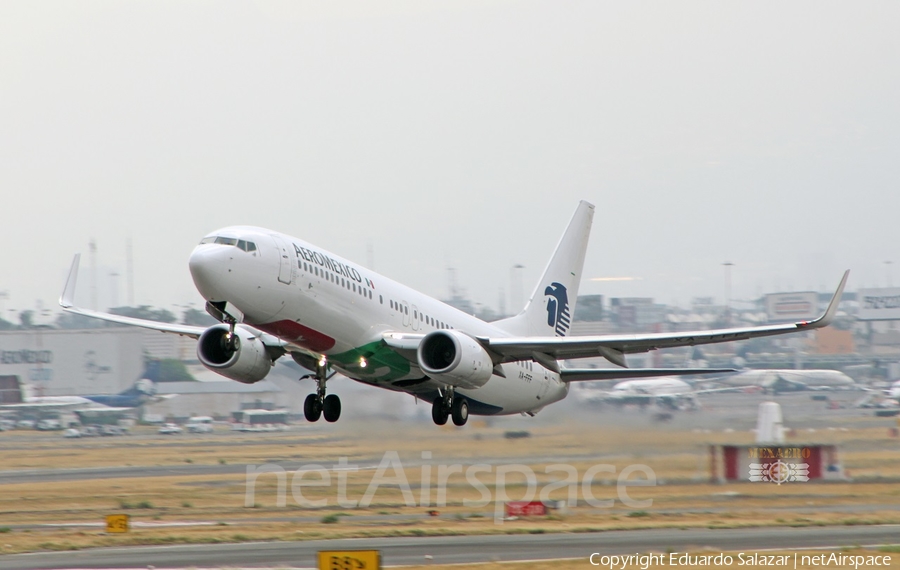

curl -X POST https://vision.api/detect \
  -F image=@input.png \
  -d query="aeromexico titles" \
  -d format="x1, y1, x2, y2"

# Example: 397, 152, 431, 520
60, 201, 849, 427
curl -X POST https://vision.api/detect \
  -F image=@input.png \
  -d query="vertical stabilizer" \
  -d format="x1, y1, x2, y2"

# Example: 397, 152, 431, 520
0, 376, 25, 404
494, 201, 594, 336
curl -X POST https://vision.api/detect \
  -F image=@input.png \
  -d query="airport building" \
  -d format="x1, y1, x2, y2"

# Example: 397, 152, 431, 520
142, 375, 283, 421
0, 328, 144, 396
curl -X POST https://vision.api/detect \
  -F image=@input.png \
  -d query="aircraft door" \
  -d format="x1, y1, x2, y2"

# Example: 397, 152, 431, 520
411, 305, 420, 331
271, 236, 294, 285
401, 300, 410, 328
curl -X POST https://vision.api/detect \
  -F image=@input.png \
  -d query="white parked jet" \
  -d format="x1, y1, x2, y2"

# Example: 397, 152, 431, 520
575, 376, 737, 410
887, 380, 900, 401
707, 368, 857, 393
59, 201, 848, 427
0, 378, 168, 413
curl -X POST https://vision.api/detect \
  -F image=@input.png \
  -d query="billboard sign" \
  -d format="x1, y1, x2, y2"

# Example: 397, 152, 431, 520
765, 292, 818, 322
858, 288, 900, 321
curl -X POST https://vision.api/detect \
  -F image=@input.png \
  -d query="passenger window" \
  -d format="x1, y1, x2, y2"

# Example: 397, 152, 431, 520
379, 295, 383, 304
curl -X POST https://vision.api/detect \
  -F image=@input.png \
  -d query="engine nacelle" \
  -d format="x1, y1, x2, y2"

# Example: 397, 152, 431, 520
197, 324, 273, 384
417, 330, 493, 389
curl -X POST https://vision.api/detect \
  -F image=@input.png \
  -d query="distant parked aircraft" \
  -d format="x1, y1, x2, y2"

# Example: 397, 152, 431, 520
575, 376, 737, 410
705, 369, 857, 393
887, 380, 900, 401
0, 378, 171, 413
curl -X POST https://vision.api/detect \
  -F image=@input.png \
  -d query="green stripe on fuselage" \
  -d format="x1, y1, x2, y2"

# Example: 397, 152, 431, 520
328, 340, 412, 382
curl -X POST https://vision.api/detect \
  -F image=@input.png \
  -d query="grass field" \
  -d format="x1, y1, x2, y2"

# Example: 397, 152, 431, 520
0, 421, 899, 556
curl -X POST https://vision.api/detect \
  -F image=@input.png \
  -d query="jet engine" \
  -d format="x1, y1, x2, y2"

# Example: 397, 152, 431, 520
197, 324, 273, 384
417, 330, 493, 389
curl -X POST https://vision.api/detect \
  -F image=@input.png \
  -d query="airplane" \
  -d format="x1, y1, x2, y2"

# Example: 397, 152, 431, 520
887, 380, 900, 401
58, 201, 849, 427
0, 377, 168, 413
575, 376, 739, 410
702, 368, 857, 393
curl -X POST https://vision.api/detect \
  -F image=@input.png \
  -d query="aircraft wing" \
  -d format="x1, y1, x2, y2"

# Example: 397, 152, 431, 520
559, 368, 735, 383
60, 255, 205, 338
482, 271, 848, 371
0, 401, 78, 411
73, 405, 134, 413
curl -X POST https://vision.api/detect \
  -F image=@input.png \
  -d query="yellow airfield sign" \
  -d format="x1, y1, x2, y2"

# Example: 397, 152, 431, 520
105, 514, 130, 533
318, 549, 381, 569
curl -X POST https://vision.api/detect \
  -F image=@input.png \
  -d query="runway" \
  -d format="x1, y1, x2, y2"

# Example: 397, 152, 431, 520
0, 525, 897, 569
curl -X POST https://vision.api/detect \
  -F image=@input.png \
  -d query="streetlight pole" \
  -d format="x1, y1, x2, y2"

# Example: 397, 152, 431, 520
723, 262, 734, 326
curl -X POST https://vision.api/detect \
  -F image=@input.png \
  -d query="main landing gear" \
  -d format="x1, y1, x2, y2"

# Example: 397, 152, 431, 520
301, 361, 341, 423
431, 388, 468, 427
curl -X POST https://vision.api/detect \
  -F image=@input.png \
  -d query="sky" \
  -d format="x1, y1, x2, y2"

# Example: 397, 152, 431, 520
1, 1, 899, 323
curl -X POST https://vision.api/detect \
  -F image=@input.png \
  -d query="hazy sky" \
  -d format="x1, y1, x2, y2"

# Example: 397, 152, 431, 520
2, 2, 898, 322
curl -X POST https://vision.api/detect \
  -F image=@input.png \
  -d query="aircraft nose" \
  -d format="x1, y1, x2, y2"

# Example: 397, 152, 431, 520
189, 245, 229, 301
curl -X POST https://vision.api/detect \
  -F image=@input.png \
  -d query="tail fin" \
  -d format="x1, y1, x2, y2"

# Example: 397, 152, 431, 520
494, 201, 594, 336
117, 379, 158, 398
0, 375, 26, 404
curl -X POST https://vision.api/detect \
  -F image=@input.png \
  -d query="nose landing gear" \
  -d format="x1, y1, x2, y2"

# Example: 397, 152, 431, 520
206, 301, 240, 350
301, 360, 341, 423
431, 388, 468, 427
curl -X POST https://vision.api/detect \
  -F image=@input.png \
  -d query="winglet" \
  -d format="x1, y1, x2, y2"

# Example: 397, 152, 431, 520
800, 270, 849, 329
59, 254, 81, 309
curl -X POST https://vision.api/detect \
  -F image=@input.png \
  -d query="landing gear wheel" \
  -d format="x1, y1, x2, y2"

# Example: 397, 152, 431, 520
451, 398, 469, 426
304, 394, 322, 422
431, 398, 449, 426
323, 394, 342, 423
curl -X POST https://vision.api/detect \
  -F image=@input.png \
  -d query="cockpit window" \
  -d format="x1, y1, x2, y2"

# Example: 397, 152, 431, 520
199, 236, 255, 251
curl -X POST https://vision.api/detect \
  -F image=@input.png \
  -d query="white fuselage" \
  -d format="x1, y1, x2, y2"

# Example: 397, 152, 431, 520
610, 377, 692, 398
889, 380, 900, 400
578, 377, 692, 405
188, 227, 568, 416
718, 369, 856, 391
